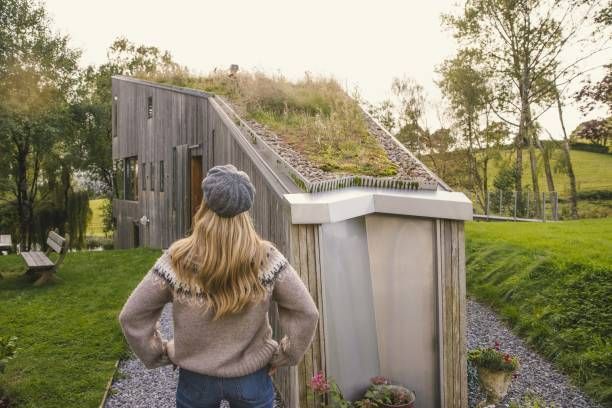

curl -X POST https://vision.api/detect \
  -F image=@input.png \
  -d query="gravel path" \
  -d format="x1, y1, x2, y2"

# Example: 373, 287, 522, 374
467, 299, 602, 408
105, 304, 179, 408
106, 300, 600, 407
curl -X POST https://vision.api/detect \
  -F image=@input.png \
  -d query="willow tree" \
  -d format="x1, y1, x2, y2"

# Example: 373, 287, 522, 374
444, 0, 607, 216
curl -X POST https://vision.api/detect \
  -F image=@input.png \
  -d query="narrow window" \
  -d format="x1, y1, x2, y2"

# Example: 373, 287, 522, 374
124, 156, 138, 201
142, 162, 147, 191
113, 160, 125, 199
147, 96, 153, 119
112, 97, 118, 137
150, 161, 155, 191
159, 160, 165, 192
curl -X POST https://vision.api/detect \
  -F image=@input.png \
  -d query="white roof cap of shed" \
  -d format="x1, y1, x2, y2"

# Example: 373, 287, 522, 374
284, 187, 472, 224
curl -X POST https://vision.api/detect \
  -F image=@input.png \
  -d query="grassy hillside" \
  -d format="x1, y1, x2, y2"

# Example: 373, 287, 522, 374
466, 220, 612, 405
488, 149, 612, 194
0, 248, 161, 408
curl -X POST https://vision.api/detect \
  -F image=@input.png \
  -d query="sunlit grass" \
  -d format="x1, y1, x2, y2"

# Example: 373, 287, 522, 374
0, 248, 161, 408
466, 219, 612, 405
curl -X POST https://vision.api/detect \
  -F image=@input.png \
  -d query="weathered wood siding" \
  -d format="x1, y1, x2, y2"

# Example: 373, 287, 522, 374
112, 77, 313, 406
112, 77, 210, 249
289, 224, 326, 408
436, 219, 468, 408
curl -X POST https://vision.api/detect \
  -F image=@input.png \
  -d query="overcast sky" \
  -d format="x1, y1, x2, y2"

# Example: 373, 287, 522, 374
45, 0, 609, 137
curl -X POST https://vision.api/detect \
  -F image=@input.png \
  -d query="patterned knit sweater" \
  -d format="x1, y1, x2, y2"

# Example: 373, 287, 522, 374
118, 243, 319, 378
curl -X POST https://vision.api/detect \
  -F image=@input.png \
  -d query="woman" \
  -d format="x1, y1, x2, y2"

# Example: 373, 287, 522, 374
118, 164, 320, 408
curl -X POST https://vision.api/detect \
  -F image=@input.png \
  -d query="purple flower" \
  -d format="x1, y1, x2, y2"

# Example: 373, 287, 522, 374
309, 371, 331, 393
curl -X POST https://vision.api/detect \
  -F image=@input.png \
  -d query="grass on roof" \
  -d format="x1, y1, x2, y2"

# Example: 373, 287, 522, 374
148, 71, 398, 177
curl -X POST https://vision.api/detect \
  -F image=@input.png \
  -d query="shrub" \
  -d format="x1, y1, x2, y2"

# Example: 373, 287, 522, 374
0, 336, 17, 374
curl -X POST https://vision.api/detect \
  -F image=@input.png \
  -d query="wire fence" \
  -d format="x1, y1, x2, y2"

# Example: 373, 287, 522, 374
469, 190, 560, 221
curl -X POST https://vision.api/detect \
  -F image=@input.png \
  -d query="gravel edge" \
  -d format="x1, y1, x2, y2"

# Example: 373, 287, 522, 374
467, 299, 603, 408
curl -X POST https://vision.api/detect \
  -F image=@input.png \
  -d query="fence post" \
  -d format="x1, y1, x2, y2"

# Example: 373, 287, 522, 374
486, 190, 490, 218
499, 190, 503, 216
513, 191, 517, 220
526, 191, 530, 218
542, 192, 546, 222
552, 192, 559, 221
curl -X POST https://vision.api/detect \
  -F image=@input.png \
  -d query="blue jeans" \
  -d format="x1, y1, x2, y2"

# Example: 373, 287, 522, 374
176, 366, 275, 408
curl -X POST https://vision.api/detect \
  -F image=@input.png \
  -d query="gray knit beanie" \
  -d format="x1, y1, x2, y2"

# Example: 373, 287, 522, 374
201, 164, 255, 218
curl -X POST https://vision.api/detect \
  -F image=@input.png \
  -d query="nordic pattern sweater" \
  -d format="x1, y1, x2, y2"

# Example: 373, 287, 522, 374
118, 243, 320, 378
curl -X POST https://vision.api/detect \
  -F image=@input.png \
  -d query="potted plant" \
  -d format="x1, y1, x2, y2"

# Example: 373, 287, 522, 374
308, 373, 415, 408
468, 341, 519, 403
363, 377, 416, 408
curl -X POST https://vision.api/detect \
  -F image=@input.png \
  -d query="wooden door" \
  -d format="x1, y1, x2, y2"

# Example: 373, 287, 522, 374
173, 145, 190, 240
190, 155, 203, 221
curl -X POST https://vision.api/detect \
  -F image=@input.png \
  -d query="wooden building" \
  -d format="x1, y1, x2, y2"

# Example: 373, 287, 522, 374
112, 75, 472, 408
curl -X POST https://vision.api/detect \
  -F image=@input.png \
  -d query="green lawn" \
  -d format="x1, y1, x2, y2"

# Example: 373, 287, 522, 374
466, 219, 612, 406
0, 248, 161, 408
87, 198, 109, 237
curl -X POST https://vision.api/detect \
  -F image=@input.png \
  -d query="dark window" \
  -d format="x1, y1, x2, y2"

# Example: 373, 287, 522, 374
125, 157, 138, 201
150, 162, 155, 191
147, 96, 153, 119
113, 160, 125, 199
142, 162, 147, 191
172, 148, 177, 208
112, 97, 118, 137
159, 160, 165, 192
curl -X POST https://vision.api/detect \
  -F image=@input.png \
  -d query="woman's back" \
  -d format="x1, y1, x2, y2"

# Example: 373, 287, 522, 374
118, 164, 319, 407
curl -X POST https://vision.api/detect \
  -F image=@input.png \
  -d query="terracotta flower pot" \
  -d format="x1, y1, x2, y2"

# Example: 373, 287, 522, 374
377, 385, 416, 408
477, 367, 513, 402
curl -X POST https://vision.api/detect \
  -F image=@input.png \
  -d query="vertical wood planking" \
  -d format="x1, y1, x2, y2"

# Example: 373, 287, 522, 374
437, 219, 467, 408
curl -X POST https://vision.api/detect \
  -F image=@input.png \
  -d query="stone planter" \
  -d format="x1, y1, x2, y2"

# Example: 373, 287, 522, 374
377, 385, 416, 408
477, 367, 514, 402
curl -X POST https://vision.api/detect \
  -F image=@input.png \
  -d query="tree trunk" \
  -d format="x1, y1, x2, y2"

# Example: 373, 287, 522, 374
556, 94, 578, 219
535, 137, 555, 193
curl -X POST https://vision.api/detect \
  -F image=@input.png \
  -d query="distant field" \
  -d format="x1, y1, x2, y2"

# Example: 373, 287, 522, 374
488, 149, 612, 194
466, 219, 612, 405
87, 198, 109, 237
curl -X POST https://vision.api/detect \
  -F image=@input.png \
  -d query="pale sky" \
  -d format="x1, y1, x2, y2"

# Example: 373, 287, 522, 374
45, 0, 609, 138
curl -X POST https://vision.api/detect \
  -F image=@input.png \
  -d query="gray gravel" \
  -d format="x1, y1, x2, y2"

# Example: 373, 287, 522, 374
105, 304, 179, 408
105, 304, 283, 408
467, 299, 603, 408
106, 300, 600, 407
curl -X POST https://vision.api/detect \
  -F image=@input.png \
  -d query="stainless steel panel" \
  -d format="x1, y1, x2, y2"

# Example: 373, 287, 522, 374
365, 214, 439, 408
320, 217, 380, 400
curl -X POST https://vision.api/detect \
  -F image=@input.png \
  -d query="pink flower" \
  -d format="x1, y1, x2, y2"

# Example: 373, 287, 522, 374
370, 375, 390, 385
309, 371, 331, 393
494, 340, 501, 351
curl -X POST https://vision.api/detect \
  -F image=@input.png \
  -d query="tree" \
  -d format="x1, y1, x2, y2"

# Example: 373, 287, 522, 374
438, 48, 506, 210
444, 0, 608, 216
0, 0, 80, 250
571, 118, 612, 145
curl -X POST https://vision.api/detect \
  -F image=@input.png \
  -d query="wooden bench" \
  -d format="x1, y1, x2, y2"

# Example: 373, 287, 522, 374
21, 231, 68, 286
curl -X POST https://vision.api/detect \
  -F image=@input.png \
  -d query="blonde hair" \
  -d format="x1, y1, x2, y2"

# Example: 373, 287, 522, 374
168, 201, 268, 320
